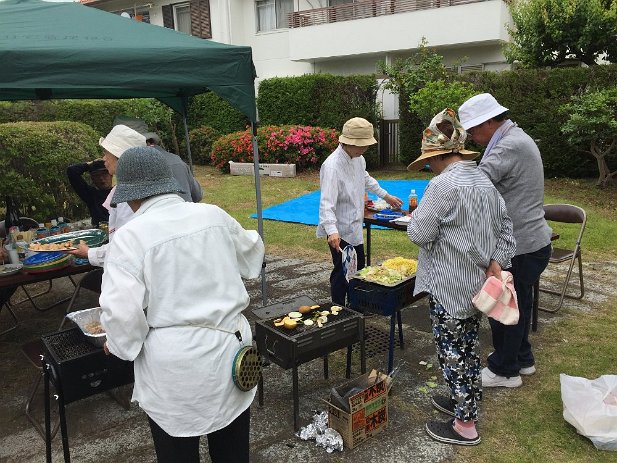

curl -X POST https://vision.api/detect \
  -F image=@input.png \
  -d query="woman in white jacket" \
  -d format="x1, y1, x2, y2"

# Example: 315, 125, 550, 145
98, 146, 264, 463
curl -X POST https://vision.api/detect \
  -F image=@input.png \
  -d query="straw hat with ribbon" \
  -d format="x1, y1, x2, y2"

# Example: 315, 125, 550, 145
407, 108, 479, 171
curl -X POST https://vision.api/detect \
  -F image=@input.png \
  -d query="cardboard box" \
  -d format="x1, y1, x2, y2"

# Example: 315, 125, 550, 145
228, 161, 296, 177
326, 370, 389, 449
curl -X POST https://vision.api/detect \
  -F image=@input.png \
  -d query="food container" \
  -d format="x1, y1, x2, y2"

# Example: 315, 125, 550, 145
66, 307, 107, 347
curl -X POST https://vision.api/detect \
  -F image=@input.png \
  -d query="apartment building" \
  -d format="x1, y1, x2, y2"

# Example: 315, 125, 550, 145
81, 0, 512, 120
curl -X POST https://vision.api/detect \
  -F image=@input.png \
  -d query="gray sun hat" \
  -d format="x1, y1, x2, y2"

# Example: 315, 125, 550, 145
110, 146, 185, 207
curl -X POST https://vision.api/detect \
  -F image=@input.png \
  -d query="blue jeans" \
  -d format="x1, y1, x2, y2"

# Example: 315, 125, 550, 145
328, 239, 365, 305
488, 244, 551, 377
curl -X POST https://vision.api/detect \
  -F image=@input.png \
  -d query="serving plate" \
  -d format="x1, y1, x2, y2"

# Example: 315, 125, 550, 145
373, 210, 404, 221
0, 263, 23, 277
23, 251, 66, 266
29, 229, 106, 251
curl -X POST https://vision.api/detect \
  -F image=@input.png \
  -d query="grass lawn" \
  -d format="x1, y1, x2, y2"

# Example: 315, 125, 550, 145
196, 165, 617, 461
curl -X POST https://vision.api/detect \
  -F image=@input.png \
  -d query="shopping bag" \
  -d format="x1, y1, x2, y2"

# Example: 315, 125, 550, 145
341, 245, 357, 282
560, 373, 617, 451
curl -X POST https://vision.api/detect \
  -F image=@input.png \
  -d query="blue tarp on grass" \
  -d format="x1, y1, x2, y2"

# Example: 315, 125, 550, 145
250, 180, 430, 227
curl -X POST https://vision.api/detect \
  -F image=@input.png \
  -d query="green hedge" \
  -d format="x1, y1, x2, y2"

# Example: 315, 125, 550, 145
398, 64, 617, 177
188, 126, 222, 165
187, 92, 250, 135
211, 125, 339, 173
257, 74, 380, 167
0, 121, 100, 221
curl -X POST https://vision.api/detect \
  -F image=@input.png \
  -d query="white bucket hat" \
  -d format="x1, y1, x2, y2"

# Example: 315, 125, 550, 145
338, 117, 377, 146
113, 115, 161, 144
99, 125, 147, 159
458, 93, 509, 130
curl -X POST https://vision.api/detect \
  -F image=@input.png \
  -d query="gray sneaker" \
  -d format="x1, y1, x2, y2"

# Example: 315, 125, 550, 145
519, 365, 536, 376
481, 367, 522, 388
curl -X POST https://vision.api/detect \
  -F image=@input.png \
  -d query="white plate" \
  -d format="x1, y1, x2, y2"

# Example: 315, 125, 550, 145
0, 263, 23, 277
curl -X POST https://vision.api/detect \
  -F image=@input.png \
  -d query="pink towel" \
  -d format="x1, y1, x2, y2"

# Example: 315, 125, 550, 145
472, 271, 519, 325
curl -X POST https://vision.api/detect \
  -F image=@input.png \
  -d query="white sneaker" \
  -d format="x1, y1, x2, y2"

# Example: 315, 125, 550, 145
519, 365, 536, 375
482, 367, 522, 388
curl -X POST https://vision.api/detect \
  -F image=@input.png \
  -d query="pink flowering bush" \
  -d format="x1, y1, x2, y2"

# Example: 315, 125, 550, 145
211, 125, 339, 172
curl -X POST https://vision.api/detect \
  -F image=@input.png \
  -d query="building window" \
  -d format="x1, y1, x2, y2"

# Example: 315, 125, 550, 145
162, 0, 212, 39
174, 3, 191, 34
256, 0, 293, 32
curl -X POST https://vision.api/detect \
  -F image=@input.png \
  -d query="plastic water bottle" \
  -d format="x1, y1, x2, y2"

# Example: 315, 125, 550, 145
408, 189, 418, 214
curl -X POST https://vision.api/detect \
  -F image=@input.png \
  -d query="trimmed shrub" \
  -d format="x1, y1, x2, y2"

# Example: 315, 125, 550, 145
188, 126, 222, 165
0, 121, 100, 221
397, 64, 617, 177
187, 92, 250, 135
257, 74, 380, 167
211, 125, 339, 173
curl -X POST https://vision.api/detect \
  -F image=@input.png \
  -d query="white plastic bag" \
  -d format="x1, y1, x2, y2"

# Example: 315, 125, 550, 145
560, 373, 617, 451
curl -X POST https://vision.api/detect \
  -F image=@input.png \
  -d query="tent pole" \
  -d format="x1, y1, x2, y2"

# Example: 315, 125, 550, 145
182, 114, 194, 173
252, 122, 267, 305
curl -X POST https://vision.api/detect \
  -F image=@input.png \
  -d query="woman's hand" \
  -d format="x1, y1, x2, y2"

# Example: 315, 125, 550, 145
485, 260, 502, 279
68, 242, 90, 259
327, 233, 342, 252
384, 194, 403, 210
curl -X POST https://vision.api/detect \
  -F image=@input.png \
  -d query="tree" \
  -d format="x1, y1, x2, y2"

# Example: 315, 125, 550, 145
408, 80, 477, 127
505, 0, 617, 67
378, 38, 448, 95
560, 88, 617, 187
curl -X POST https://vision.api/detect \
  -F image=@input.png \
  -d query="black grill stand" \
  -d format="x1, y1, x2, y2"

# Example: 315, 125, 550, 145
41, 328, 134, 463
253, 297, 366, 431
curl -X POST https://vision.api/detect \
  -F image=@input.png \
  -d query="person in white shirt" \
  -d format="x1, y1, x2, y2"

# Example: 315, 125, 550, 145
69, 125, 146, 266
98, 146, 264, 463
317, 117, 403, 305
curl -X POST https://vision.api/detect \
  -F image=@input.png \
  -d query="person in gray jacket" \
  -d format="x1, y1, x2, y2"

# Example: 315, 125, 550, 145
459, 93, 552, 388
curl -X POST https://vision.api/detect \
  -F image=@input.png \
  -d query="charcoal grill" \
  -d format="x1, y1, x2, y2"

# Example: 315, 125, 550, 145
254, 297, 365, 431
348, 276, 427, 373
41, 327, 134, 463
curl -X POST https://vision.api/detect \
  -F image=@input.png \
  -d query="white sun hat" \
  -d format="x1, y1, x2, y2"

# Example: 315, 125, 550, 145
458, 93, 509, 130
99, 124, 146, 159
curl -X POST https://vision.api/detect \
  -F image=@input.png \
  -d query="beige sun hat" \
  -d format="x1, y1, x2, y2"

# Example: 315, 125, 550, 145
99, 125, 147, 159
458, 93, 508, 130
407, 108, 479, 171
338, 117, 377, 146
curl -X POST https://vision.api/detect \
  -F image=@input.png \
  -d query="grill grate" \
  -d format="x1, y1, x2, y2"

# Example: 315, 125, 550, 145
267, 305, 355, 338
361, 325, 401, 358
44, 328, 98, 362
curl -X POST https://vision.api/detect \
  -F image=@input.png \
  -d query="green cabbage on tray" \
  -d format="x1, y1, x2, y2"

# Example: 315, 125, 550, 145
355, 257, 418, 285
356, 266, 405, 285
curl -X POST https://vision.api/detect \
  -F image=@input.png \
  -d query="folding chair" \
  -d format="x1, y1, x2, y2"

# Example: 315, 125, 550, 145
58, 268, 104, 330
539, 204, 586, 313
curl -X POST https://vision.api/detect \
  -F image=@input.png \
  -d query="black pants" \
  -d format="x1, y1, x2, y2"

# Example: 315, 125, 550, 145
328, 238, 365, 305
488, 244, 551, 377
148, 407, 250, 463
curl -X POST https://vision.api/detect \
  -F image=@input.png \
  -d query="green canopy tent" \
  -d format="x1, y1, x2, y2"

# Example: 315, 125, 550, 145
0, 0, 267, 299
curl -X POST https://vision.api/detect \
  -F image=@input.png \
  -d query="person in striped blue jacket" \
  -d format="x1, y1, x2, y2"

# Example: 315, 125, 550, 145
406, 108, 516, 446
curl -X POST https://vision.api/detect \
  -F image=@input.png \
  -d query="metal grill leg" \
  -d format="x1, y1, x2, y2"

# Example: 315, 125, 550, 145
397, 310, 404, 349
292, 365, 299, 432
44, 363, 52, 463
388, 314, 396, 374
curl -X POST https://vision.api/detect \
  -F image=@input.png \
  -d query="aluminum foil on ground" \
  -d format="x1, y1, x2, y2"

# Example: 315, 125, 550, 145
296, 411, 342, 453
315, 428, 343, 453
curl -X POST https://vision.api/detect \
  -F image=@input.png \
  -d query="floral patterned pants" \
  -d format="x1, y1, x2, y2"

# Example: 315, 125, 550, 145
429, 296, 482, 422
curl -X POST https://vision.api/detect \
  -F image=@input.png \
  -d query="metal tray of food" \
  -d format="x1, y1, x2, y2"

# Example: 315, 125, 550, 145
66, 307, 107, 347
352, 270, 416, 288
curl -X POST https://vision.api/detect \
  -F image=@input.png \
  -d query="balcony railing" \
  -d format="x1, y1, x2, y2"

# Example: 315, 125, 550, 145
289, 0, 486, 28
